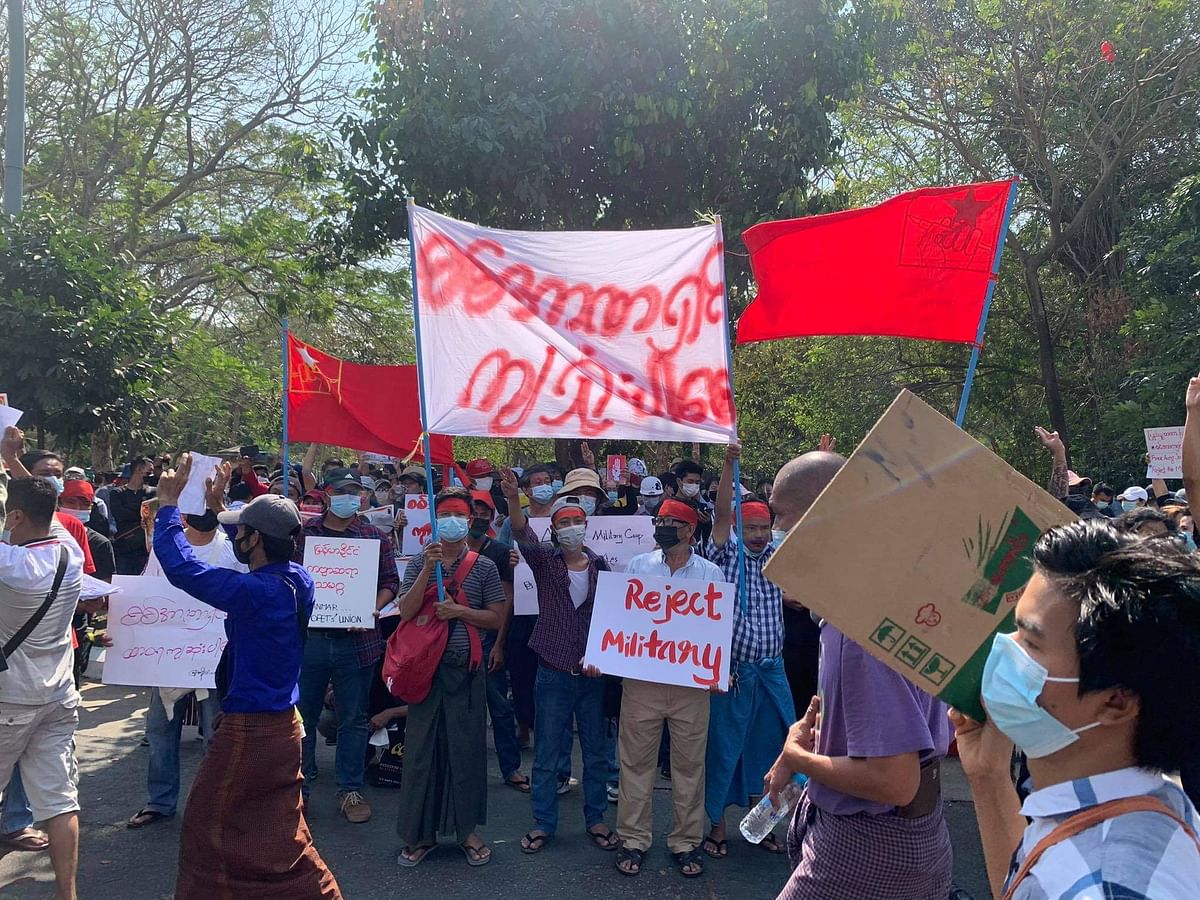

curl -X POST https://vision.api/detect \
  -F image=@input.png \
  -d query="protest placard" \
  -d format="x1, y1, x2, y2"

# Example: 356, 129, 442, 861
764, 390, 1074, 721
0, 401, 22, 433
362, 507, 395, 531
606, 455, 627, 483
583, 571, 735, 690
103, 575, 227, 689
303, 536, 380, 627
513, 515, 656, 615
176, 452, 222, 516
400, 495, 432, 555
1145, 426, 1184, 479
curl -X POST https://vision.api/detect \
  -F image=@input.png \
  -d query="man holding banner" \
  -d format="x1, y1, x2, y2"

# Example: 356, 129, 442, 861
616, 500, 724, 879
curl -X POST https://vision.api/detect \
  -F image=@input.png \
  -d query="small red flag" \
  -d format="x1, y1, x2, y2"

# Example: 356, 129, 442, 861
286, 335, 454, 462
737, 179, 1016, 345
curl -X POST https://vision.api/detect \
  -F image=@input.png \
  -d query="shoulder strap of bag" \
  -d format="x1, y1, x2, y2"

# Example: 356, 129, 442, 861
447, 550, 479, 603
1002, 795, 1200, 900
3, 546, 69, 659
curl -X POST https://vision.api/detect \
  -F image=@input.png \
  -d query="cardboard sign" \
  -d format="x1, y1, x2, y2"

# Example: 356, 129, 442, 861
103, 575, 227, 689
303, 536, 380, 627
607, 455, 627, 483
513, 515, 656, 615
401, 495, 432, 555
764, 390, 1074, 721
1145, 426, 1184, 479
583, 571, 735, 690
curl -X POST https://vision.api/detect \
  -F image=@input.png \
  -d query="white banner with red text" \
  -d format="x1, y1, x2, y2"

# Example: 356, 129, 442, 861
409, 204, 737, 442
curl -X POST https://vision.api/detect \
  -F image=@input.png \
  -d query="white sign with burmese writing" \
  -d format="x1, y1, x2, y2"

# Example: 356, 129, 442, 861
303, 536, 379, 627
103, 575, 227, 689
401, 495, 432, 556
583, 571, 735, 690
513, 515, 656, 615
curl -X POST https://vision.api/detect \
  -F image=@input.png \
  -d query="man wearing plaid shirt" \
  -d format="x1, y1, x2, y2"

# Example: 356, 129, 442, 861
293, 468, 399, 825
702, 443, 794, 859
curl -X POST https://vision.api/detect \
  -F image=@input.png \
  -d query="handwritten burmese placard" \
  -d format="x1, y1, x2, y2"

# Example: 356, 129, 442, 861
303, 536, 379, 627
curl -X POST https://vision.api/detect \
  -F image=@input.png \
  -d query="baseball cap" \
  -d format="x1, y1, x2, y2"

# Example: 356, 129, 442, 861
560, 467, 602, 496
628, 458, 648, 478
399, 465, 426, 486
322, 468, 361, 490
64, 466, 87, 480
61, 479, 94, 503
360, 475, 377, 490
217, 493, 302, 539
1119, 486, 1149, 502
466, 458, 495, 478
470, 489, 496, 512
638, 476, 664, 497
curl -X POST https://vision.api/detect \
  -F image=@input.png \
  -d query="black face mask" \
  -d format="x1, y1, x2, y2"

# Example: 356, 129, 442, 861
185, 510, 219, 533
654, 524, 682, 550
468, 517, 490, 539
233, 530, 256, 565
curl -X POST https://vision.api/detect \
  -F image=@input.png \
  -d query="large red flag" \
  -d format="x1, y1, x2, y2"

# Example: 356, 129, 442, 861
286, 335, 454, 463
737, 180, 1016, 345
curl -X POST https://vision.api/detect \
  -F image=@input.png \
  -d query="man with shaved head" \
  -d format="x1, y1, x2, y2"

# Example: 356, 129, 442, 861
765, 438, 954, 900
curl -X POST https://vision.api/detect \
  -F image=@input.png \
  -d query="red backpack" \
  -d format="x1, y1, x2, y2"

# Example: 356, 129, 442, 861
382, 551, 483, 704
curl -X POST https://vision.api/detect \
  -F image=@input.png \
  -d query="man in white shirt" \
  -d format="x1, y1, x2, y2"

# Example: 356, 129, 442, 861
0, 476, 85, 900
613, 500, 724, 879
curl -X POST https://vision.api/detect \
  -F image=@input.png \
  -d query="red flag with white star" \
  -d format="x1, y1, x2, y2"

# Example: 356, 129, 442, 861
737, 180, 1017, 345
286, 335, 454, 462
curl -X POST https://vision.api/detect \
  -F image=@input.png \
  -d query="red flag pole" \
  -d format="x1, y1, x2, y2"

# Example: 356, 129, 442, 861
955, 179, 1019, 428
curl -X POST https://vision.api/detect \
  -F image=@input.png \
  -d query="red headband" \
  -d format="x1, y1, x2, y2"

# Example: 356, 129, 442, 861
436, 498, 471, 517
658, 499, 698, 526
742, 501, 771, 523
551, 502, 585, 525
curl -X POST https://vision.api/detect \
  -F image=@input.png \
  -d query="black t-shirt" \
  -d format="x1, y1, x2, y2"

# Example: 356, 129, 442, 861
84, 528, 115, 582
476, 536, 514, 585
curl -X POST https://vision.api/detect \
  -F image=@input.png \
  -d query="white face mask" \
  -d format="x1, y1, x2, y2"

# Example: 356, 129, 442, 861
474, 477, 494, 492
556, 524, 587, 550
680, 482, 701, 498
59, 507, 92, 522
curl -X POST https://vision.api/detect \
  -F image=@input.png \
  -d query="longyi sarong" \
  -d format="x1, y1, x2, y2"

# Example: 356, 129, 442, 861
777, 789, 952, 900
175, 710, 342, 900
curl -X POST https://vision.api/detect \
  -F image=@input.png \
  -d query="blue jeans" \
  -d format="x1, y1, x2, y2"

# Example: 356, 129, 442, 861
558, 725, 573, 781
298, 632, 373, 797
531, 664, 607, 835
483, 632, 522, 780
144, 691, 218, 816
1, 766, 33, 833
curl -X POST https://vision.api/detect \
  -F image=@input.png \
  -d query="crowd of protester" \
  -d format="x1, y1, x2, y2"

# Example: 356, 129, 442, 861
1, 375, 1199, 898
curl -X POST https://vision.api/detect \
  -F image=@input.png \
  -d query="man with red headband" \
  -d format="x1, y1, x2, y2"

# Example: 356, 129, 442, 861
498, 468, 620, 859
701, 442, 794, 859
616, 499, 724, 879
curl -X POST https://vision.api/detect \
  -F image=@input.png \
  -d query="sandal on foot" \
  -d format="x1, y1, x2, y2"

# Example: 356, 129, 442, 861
505, 774, 531, 794
0, 828, 49, 851
674, 848, 704, 878
702, 835, 728, 858
616, 846, 644, 876
759, 832, 785, 854
397, 844, 436, 867
520, 831, 549, 854
587, 826, 621, 851
126, 809, 170, 830
460, 840, 492, 867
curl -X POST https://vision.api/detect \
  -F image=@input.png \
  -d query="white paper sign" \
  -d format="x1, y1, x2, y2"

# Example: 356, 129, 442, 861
0, 403, 23, 433
303, 536, 380, 627
362, 507, 396, 531
80, 573, 120, 601
513, 515, 657, 615
410, 205, 736, 443
400, 495, 432, 555
583, 570, 736, 690
103, 575, 227, 689
178, 452, 223, 516
1145, 426, 1184, 479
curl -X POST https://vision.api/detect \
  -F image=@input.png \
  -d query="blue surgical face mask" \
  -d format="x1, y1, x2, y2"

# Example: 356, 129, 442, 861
1121, 500, 1138, 512
437, 515, 469, 542
981, 632, 1100, 759
552, 479, 564, 492
1179, 530, 1196, 553
531, 484, 556, 504
771, 528, 788, 549
1, 530, 10, 544
48, 476, 64, 496
329, 494, 361, 519
578, 496, 597, 516
607, 490, 619, 504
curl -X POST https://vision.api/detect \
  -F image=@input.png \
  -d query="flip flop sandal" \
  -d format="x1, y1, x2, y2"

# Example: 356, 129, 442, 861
587, 827, 621, 851
520, 831, 550, 854
505, 774, 532, 793
674, 848, 704, 878
759, 832, 786, 854
702, 836, 728, 858
0, 829, 49, 851
126, 809, 169, 830
615, 847, 644, 876
460, 841, 492, 867
397, 844, 437, 868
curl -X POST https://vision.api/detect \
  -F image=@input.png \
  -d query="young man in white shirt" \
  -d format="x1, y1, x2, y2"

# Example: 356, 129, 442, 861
0, 477, 85, 900
953, 519, 1200, 900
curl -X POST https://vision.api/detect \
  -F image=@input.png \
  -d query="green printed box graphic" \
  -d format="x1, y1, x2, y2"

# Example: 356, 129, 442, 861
961, 507, 1042, 615
870, 618, 906, 652
895, 636, 930, 670
920, 654, 956, 686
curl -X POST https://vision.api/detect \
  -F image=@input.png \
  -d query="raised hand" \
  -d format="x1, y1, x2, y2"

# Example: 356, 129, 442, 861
1033, 426, 1066, 458
1187, 373, 1200, 411
580, 442, 596, 469
206, 462, 232, 513
818, 434, 837, 453
155, 454, 193, 507
499, 466, 521, 500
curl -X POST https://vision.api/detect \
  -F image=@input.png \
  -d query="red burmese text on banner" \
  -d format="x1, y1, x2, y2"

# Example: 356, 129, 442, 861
737, 179, 1016, 345
409, 205, 737, 443
286, 335, 454, 463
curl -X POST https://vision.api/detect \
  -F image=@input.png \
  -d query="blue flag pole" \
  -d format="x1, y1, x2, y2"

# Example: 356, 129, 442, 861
281, 317, 290, 479
407, 200, 446, 601
715, 217, 749, 617
955, 179, 1019, 428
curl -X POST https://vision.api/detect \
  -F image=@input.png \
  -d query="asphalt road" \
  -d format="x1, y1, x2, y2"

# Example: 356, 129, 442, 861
0, 678, 992, 899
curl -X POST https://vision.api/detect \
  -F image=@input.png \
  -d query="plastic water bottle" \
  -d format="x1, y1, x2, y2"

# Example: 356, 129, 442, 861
739, 776, 806, 844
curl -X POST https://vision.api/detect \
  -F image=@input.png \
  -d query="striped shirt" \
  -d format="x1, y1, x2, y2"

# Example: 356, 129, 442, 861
704, 537, 784, 662
1007, 767, 1200, 899
399, 547, 504, 659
